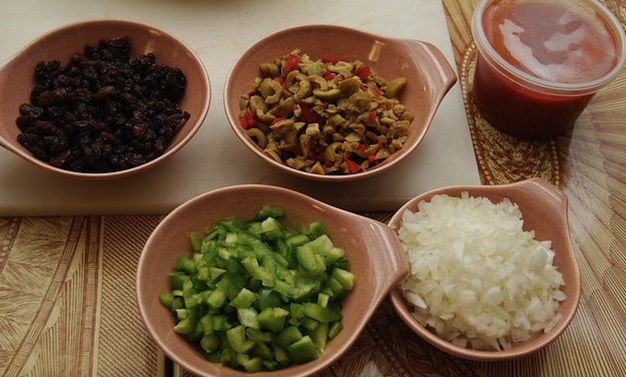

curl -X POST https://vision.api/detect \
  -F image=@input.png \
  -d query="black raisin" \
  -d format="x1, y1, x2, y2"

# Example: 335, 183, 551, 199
16, 36, 188, 173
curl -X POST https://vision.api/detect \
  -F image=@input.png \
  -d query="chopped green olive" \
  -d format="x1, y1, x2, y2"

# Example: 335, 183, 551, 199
238, 49, 413, 175
159, 206, 355, 372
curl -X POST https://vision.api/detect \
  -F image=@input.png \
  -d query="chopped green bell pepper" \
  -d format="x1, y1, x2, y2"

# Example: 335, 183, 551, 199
159, 206, 355, 372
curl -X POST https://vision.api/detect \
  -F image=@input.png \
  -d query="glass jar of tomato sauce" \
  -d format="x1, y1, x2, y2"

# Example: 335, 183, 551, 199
471, 0, 626, 139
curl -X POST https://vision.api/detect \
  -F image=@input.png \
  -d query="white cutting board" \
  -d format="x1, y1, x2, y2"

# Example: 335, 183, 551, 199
0, 0, 480, 216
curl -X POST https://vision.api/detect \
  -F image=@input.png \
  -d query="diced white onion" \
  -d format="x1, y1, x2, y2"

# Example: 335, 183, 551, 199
398, 193, 566, 351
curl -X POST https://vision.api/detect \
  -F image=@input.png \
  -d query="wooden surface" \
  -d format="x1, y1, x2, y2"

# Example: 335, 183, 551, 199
2, 0, 626, 376
0, 0, 480, 217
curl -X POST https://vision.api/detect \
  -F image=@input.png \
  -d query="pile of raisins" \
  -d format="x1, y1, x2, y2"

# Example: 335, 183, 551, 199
16, 36, 190, 173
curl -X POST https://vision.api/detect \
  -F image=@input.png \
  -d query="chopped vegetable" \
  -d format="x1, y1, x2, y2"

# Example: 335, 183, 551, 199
239, 108, 257, 129
355, 65, 371, 80
238, 49, 413, 175
284, 54, 303, 74
397, 193, 566, 351
160, 206, 355, 371
345, 159, 361, 174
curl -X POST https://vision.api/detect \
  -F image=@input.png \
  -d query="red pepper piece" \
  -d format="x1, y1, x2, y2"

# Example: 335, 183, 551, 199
368, 154, 376, 163
272, 116, 288, 124
355, 65, 371, 80
358, 144, 367, 154
345, 159, 360, 174
320, 54, 349, 64
323, 71, 336, 81
239, 108, 257, 129
300, 104, 325, 125
372, 86, 382, 98
377, 140, 384, 150
284, 54, 302, 74
368, 110, 377, 122
274, 76, 287, 89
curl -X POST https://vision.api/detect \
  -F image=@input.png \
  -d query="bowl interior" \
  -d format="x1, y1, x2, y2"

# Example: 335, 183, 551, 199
0, 19, 210, 179
388, 178, 581, 361
224, 24, 456, 182
136, 184, 408, 376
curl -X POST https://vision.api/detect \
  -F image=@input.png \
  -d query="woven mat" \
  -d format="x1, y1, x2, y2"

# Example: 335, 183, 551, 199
0, 216, 163, 376
3, 1, 626, 376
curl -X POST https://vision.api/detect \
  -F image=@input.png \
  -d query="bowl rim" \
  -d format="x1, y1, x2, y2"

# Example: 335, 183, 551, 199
0, 18, 211, 180
223, 23, 457, 182
387, 178, 581, 361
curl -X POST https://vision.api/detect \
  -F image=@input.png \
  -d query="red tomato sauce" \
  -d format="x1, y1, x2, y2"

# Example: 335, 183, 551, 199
473, 0, 620, 138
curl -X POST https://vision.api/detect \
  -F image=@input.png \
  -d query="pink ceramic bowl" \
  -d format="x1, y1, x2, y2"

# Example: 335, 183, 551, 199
224, 24, 457, 182
0, 20, 211, 180
388, 178, 581, 361
136, 184, 409, 376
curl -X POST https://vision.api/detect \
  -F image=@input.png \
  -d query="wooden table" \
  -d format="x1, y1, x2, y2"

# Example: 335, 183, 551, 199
2, 1, 626, 376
